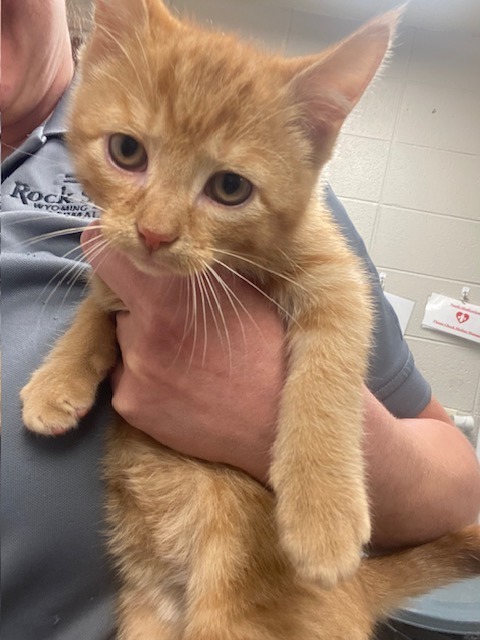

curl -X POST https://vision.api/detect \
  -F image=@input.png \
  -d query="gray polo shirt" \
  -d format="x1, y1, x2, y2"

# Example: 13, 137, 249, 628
1, 89, 431, 640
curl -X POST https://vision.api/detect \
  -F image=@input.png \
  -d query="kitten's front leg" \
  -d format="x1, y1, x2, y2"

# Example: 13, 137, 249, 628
271, 306, 371, 588
21, 295, 117, 435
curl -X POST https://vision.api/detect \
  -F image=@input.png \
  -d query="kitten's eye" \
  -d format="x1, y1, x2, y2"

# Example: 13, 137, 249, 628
204, 172, 253, 206
108, 134, 148, 171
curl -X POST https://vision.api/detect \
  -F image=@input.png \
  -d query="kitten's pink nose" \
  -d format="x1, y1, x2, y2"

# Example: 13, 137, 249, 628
137, 224, 179, 252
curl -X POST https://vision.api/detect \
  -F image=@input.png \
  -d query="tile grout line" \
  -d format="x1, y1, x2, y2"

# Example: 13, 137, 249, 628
368, 25, 416, 254
340, 132, 480, 159
372, 266, 480, 288
340, 196, 480, 224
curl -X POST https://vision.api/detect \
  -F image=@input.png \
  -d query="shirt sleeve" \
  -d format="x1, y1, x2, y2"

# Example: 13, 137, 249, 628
324, 184, 432, 419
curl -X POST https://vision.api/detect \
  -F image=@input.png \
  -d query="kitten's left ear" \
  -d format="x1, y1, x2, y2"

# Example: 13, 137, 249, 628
284, 7, 403, 159
95, 0, 147, 30
92, 0, 177, 54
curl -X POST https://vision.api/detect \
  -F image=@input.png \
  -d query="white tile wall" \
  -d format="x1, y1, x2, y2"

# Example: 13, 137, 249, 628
169, 0, 480, 422
408, 29, 480, 91
286, 11, 362, 55
371, 207, 480, 282
171, 0, 291, 50
396, 83, 480, 155
327, 135, 391, 202
383, 144, 480, 220
407, 338, 480, 413
343, 78, 403, 140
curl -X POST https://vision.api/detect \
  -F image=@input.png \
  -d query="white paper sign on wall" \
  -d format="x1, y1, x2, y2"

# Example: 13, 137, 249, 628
385, 292, 415, 335
422, 293, 480, 344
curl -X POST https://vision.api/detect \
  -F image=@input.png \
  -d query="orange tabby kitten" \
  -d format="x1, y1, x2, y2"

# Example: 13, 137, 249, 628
21, 1, 480, 638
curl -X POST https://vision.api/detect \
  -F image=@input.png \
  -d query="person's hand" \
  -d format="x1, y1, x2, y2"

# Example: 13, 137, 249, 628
81, 223, 480, 544
80, 221, 285, 483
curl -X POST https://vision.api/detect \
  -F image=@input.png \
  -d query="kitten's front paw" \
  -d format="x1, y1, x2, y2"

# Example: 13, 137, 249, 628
277, 492, 370, 588
21, 367, 97, 436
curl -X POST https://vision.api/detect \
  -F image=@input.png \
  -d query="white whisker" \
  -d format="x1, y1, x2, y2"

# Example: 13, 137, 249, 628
200, 266, 227, 353
37, 239, 109, 336
211, 258, 299, 327
168, 275, 195, 370
36, 235, 110, 314
34, 254, 87, 310
204, 263, 249, 348
196, 272, 209, 366
184, 273, 194, 338
211, 247, 308, 292
34, 260, 87, 334
275, 245, 311, 277
14, 226, 85, 248
4, 213, 85, 228
188, 273, 199, 372
169, 276, 186, 328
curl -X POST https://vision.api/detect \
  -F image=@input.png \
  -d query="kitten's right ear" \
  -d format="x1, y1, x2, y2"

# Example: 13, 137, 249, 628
93, 0, 147, 41
282, 7, 403, 164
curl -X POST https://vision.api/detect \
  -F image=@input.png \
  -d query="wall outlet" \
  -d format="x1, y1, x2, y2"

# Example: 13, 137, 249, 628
446, 410, 478, 449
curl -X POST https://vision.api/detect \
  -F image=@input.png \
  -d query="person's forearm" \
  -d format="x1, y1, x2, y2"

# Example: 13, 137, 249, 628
363, 390, 480, 549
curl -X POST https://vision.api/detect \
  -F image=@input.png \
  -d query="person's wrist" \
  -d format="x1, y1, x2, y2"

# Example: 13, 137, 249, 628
229, 443, 272, 485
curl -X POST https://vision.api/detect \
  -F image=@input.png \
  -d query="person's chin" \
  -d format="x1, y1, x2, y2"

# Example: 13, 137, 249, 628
0, 63, 27, 124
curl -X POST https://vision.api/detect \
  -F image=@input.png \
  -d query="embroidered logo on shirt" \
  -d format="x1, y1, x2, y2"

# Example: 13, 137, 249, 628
9, 174, 98, 218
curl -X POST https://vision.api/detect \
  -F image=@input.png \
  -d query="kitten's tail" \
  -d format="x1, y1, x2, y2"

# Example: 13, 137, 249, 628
357, 524, 480, 618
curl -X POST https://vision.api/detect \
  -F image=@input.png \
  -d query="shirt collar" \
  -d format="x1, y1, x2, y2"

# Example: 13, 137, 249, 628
43, 81, 74, 139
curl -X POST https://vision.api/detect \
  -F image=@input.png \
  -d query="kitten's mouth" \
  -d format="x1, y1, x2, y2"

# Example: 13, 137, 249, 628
100, 224, 209, 277
130, 245, 205, 278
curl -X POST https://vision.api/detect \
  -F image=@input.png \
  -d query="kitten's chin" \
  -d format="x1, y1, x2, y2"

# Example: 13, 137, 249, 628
132, 258, 171, 277
130, 252, 203, 278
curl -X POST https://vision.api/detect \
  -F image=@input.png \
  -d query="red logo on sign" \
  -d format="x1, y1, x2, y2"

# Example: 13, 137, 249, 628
456, 312, 470, 324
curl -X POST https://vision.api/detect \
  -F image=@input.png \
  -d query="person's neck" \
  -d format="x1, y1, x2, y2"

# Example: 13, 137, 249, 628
1, 59, 74, 161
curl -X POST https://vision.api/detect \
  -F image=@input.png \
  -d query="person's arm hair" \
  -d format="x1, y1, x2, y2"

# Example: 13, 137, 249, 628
363, 388, 480, 549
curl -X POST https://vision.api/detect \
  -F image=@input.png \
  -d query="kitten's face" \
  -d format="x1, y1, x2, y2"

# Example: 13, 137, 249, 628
68, 0, 396, 276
